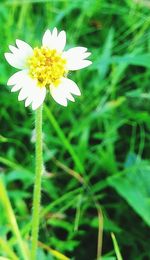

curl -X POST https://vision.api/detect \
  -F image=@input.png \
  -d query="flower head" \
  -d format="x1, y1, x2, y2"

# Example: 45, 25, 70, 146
5, 28, 92, 110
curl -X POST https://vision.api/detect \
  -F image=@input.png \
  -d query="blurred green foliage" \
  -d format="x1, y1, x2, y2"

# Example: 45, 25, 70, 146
0, 0, 150, 259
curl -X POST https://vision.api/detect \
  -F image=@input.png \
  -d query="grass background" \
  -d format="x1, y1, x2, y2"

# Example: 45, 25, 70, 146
0, 0, 150, 259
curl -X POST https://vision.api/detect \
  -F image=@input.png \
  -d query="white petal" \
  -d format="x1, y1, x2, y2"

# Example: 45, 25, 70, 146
52, 27, 58, 38
61, 77, 81, 96
31, 87, 46, 110
66, 92, 75, 102
42, 28, 57, 50
18, 76, 46, 109
8, 70, 46, 109
18, 87, 29, 101
56, 30, 66, 51
42, 29, 52, 47
5, 53, 26, 69
48, 27, 58, 49
5, 40, 33, 69
11, 84, 22, 92
9, 45, 18, 53
7, 70, 28, 86
17, 76, 33, 101
25, 97, 33, 107
50, 77, 81, 106
42, 28, 66, 52
50, 84, 68, 106
68, 60, 92, 70
82, 52, 91, 59
16, 40, 33, 61
62, 47, 92, 71
63, 47, 87, 58
16, 39, 33, 54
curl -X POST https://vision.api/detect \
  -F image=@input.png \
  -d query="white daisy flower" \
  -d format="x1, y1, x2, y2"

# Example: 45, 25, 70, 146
5, 28, 92, 110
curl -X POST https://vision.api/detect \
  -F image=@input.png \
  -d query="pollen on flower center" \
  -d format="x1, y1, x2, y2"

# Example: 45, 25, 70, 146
27, 47, 67, 87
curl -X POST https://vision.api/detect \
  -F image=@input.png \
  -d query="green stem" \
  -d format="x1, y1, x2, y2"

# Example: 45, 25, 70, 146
31, 105, 43, 260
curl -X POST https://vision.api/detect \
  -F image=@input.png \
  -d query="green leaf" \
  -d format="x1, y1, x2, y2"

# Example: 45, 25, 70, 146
108, 153, 150, 226
111, 54, 150, 68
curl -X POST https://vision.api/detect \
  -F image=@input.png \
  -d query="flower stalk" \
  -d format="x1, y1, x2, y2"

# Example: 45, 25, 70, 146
31, 105, 43, 260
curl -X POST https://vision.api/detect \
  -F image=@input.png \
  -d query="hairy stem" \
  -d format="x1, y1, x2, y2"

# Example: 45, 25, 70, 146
31, 105, 43, 260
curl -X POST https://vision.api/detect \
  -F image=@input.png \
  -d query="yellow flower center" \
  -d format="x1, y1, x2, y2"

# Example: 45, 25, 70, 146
27, 47, 67, 87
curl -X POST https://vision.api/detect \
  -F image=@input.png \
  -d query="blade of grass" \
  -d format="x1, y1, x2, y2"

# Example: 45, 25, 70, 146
19, 188, 83, 238
44, 105, 84, 173
0, 156, 31, 175
0, 157, 24, 171
111, 232, 123, 260
0, 257, 11, 260
74, 194, 82, 231
0, 178, 29, 260
53, 158, 84, 184
97, 206, 103, 260
38, 240, 70, 260
0, 238, 19, 260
